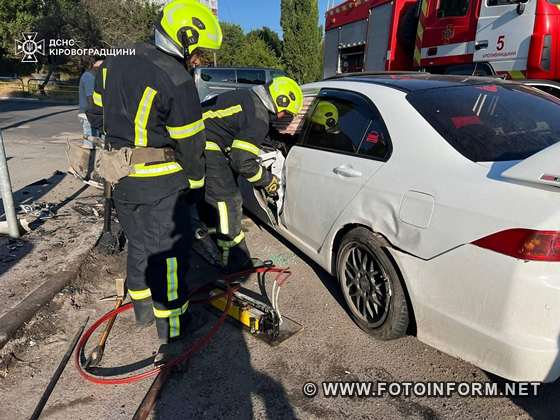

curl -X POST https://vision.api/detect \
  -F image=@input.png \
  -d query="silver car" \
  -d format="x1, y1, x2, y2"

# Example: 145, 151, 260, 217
194, 67, 286, 101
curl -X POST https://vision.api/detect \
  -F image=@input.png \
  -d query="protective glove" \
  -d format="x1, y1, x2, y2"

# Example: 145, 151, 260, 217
263, 175, 280, 198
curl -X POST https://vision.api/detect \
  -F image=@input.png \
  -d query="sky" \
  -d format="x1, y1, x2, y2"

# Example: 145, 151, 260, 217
218, 0, 334, 36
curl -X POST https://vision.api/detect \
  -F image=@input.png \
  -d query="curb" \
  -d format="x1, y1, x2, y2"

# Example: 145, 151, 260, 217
0, 229, 100, 351
0, 271, 77, 349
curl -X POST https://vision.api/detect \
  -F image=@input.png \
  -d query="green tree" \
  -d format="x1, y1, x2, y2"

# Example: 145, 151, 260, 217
281, 0, 322, 83
238, 34, 282, 68
82, 0, 160, 47
247, 26, 283, 59
216, 23, 282, 69
215, 22, 245, 67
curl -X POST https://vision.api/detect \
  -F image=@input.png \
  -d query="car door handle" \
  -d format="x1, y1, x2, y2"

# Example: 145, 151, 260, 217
333, 165, 362, 178
475, 40, 489, 50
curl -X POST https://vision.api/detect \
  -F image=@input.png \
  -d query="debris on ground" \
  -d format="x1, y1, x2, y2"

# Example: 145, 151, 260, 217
19, 202, 59, 220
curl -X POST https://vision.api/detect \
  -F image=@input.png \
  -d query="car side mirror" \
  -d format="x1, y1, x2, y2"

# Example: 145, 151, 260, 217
516, 1, 526, 15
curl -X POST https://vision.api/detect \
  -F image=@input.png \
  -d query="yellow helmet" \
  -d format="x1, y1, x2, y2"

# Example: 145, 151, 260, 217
311, 101, 339, 130
268, 76, 303, 115
155, 0, 222, 58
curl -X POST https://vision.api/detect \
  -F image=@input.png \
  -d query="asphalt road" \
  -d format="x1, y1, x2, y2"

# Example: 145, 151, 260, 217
0, 99, 558, 419
0, 98, 79, 190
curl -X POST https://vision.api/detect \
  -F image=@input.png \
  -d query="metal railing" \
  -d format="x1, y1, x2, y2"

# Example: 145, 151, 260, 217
27, 78, 79, 100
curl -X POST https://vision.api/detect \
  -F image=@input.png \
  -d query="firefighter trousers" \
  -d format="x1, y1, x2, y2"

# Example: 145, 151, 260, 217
114, 189, 192, 343
205, 146, 251, 272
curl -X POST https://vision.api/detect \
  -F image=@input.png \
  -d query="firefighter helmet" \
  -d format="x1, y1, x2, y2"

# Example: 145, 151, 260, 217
311, 101, 339, 130
155, 0, 222, 58
268, 76, 303, 115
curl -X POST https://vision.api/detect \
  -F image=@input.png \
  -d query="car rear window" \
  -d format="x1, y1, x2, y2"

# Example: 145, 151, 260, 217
407, 84, 560, 162
271, 69, 287, 79
200, 68, 236, 83
237, 69, 266, 85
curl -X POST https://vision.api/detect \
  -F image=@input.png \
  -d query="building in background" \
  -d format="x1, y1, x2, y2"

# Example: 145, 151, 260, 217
198, 0, 218, 15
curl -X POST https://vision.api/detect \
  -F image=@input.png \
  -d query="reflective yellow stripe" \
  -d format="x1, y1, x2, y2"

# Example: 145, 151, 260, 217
231, 140, 260, 156
166, 118, 205, 140
414, 47, 421, 66
93, 91, 103, 107
189, 177, 205, 189
247, 166, 263, 183
153, 300, 190, 318
134, 87, 158, 147
221, 248, 230, 266
205, 141, 221, 151
202, 104, 243, 120
217, 231, 245, 249
129, 288, 152, 300
166, 257, 178, 302
417, 22, 424, 42
129, 162, 183, 177
102, 68, 107, 89
169, 315, 180, 338
421, 0, 428, 16
217, 202, 229, 235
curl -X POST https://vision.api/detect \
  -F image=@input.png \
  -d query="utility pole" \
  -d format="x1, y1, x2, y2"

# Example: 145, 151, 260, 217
0, 129, 20, 238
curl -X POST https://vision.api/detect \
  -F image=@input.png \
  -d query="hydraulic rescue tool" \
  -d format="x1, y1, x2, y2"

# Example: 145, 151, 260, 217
72, 267, 302, 419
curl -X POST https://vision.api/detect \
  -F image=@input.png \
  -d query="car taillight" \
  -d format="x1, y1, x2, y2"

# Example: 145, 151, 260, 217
472, 229, 560, 262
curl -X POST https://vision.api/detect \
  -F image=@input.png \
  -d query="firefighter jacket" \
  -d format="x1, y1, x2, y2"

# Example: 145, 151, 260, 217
202, 89, 273, 188
86, 43, 205, 203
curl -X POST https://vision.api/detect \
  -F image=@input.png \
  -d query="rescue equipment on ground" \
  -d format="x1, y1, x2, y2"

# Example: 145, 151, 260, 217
74, 266, 302, 386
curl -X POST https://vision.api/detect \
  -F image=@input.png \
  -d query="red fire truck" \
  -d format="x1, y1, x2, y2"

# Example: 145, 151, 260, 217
323, 0, 560, 80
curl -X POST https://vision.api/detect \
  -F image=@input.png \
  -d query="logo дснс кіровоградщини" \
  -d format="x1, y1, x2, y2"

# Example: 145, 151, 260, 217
15, 32, 46, 63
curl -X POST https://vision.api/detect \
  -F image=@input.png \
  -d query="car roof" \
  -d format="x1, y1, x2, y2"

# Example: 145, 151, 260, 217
327, 72, 512, 93
523, 79, 560, 88
198, 67, 284, 71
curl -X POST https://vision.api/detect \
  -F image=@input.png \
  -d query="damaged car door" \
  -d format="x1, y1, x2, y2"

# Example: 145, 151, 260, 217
282, 89, 392, 251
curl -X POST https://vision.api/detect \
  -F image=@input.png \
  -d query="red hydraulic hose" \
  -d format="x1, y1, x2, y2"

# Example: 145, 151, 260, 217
74, 266, 291, 386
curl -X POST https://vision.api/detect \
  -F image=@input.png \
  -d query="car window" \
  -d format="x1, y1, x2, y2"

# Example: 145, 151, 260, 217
200, 68, 236, 83
438, 0, 469, 17
237, 69, 266, 85
270, 69, 287, 79
301, 90, 391, 160
487, 0, 517, 5
407, 84, 560, 162
529, 84, 560, 99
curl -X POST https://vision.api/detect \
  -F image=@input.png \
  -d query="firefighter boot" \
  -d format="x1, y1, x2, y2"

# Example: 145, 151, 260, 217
133, 298, 155, 330
153, 312, 208, 368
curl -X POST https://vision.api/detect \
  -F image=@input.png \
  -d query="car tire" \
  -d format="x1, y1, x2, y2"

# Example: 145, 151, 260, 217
336, 227, 409, 340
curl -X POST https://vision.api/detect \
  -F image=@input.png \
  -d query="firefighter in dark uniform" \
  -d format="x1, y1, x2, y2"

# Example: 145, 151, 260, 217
202, 76, 303, 272
86, 0, 222, 364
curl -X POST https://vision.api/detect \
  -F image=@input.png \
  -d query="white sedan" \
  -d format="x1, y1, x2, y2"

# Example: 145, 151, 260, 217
241, 74, 560, 383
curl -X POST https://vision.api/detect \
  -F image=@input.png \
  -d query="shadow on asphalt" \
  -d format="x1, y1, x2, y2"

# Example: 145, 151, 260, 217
245, 212, 560, 419
152, 254, 296, 419
0, 101, 78, 130
246, 211, 348, 311
0, 172, 88, 277
496, 335, 560, 420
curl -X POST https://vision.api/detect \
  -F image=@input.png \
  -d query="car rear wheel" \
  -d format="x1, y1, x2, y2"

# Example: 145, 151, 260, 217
336, 227, 409, 340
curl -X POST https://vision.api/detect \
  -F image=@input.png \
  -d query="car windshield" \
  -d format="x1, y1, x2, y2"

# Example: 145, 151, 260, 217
407, 84, 560, 162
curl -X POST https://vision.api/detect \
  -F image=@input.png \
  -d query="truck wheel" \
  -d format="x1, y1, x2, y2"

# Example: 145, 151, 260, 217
336, 227, 409, 340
